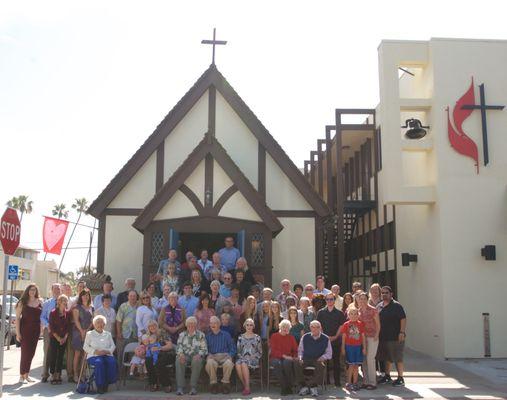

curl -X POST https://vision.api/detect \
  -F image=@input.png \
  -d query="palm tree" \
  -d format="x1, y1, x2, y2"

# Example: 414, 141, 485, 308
58, 198, 88, 278
6, 195, 33, 223
52, 203, 69, 219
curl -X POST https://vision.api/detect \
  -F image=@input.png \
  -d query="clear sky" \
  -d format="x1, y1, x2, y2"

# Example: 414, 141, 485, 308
1, 0, 505, 273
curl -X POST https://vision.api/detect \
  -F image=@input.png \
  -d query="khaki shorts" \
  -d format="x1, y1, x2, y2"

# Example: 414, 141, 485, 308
377, 340, 404, 363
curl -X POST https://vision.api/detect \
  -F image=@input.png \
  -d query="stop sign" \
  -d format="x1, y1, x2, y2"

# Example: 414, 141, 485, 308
0, 208, 21, 255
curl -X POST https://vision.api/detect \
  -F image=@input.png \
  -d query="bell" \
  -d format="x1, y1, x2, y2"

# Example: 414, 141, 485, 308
404, 118, 427, 139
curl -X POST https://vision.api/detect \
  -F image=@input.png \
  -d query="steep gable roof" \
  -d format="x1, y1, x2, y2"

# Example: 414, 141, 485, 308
133, 136, 283, 233
88, 64, 330, 218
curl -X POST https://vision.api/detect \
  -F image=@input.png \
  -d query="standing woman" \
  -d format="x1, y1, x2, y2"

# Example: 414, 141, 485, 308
239, 295, 258, 333
163, 262, 179, 295
287, 306, 304, 343
190, 269, 209, 298
341, 292, 354, 316
194, 293, 215, 333
235, 318, 262, 395
48, 294, 71, 384
208, 280, 221, 309
357, 292, 380, 390
136, 290, 158, 338
145, 282, 159, 308
269, 301, 282, 336
15, 284, 43, 383
71, 289, 93, 383
299, 297, 315, 333
368, 283, 382, 307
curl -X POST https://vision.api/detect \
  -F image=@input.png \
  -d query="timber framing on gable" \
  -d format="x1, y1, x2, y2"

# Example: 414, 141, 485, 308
88, 64, 330, 220
133, 136, 283, 234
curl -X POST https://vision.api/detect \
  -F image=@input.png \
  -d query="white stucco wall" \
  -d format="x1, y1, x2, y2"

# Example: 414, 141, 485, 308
215, 91, 258, 187
378, 38, 507, 358
163, 90, 208, 182
213, 160, 233, 202
109, 152, 156, 208
185, 160, 205, 205
154, 190, 199, 220
219, 191, 262, 222
103, 216, 143, 287
272, 217, 315, 288
266, 154, 312, 210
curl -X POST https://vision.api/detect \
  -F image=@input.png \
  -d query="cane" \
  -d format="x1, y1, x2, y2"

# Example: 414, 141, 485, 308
76, 354, 87, 390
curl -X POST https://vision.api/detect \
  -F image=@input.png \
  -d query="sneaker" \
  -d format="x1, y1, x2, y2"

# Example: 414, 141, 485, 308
298, 386, 310, 396
345, 383, 354, 391
352, 383, 361, 391
189, 387, 198, 395
176, 388, 184, 395
378, 375, 392, 384
310, 387, 319, 397
392, 377, 405, 387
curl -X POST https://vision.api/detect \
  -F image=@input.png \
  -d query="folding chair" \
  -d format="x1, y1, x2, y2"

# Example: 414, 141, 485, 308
120, 342, 140, 386
303, 363, 327, 394
235, 363, 263, 392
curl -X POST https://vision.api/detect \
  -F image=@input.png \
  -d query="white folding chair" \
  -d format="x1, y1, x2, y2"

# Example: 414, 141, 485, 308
120, 341, 140, 386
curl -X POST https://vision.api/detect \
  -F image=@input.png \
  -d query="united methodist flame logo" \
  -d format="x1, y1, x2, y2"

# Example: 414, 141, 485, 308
446, 78, 504, 174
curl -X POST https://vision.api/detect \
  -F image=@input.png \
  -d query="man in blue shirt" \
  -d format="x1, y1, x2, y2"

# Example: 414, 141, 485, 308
218, 236, 241, 272
219, 272, 233, 297
40, 283, 61, 382
93, 281, 117, 310
178, 282, 199, 317
205, 316, 236, 394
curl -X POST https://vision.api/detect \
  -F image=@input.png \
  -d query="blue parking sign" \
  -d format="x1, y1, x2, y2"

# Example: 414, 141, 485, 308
8, 265, 18, 281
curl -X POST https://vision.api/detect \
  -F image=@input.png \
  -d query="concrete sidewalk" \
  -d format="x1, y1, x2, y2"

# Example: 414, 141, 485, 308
1, 339, 506, 399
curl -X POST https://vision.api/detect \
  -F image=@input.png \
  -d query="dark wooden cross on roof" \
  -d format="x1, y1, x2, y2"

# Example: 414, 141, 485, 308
201, 28, 227, 66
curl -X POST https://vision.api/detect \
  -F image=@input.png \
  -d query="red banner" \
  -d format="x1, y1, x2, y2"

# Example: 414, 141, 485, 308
43, 216, 69, 255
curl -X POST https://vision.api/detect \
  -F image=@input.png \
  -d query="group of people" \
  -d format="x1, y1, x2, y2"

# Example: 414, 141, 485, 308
14, 236, 407, 396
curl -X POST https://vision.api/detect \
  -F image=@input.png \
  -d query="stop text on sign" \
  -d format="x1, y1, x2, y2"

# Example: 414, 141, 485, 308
1, 222, 20, 242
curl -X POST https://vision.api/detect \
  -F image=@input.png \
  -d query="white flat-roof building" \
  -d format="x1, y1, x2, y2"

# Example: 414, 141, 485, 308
307, 38, 507, 359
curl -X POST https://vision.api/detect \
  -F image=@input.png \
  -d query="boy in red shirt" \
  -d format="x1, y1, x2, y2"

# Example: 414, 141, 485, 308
341, 307, 366, 391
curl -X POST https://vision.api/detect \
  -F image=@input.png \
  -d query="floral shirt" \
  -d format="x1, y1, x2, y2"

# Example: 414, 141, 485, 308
359, 305, 379, 338
176, 330, 208, 358
116, 302, 137, 340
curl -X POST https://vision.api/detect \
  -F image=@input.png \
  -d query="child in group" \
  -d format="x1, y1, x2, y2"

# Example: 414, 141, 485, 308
220, 313, 236, 338
145, 334, 160, 364
341, 307, 366, 391
130, 342, 147, 377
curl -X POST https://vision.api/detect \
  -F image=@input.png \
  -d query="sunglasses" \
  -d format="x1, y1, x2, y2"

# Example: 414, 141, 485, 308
325, 298, 335, 302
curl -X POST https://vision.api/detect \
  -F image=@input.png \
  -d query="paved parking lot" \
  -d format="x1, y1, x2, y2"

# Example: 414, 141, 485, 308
1, 341, 506, 399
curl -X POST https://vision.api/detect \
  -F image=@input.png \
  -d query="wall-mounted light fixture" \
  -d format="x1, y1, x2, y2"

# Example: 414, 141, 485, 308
205, 189, 212, 207
481, 245, 496, 261
402, 118, 430, 139
401, 253, 418, 267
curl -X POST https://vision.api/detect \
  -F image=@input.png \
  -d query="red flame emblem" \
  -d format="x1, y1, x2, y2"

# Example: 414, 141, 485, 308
446, 78, 479, 173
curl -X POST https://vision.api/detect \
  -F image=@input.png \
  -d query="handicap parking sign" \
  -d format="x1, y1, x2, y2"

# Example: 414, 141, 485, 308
8, 265, 18, 281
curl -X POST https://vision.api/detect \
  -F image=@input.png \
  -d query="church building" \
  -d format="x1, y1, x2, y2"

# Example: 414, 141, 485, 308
87, 62, 330, 289
88, 36, 507, 360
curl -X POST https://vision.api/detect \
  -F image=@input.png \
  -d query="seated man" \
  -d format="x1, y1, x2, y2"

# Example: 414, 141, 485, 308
295, 320, 332, 397
205, 316, 237, 394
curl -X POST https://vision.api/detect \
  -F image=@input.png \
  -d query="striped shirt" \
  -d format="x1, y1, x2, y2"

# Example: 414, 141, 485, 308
206, 329, 236, 357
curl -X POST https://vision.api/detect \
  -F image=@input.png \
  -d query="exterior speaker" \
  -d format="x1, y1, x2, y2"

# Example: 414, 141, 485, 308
481, 245, 496, 261
401, 253, 418, 266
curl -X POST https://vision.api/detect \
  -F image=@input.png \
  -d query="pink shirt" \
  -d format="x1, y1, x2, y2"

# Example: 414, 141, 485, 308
358, 305, 378, 338
194, 308, 215, 332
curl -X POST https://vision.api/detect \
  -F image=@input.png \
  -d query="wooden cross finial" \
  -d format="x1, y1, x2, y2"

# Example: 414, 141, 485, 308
201, 28, 227, 65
